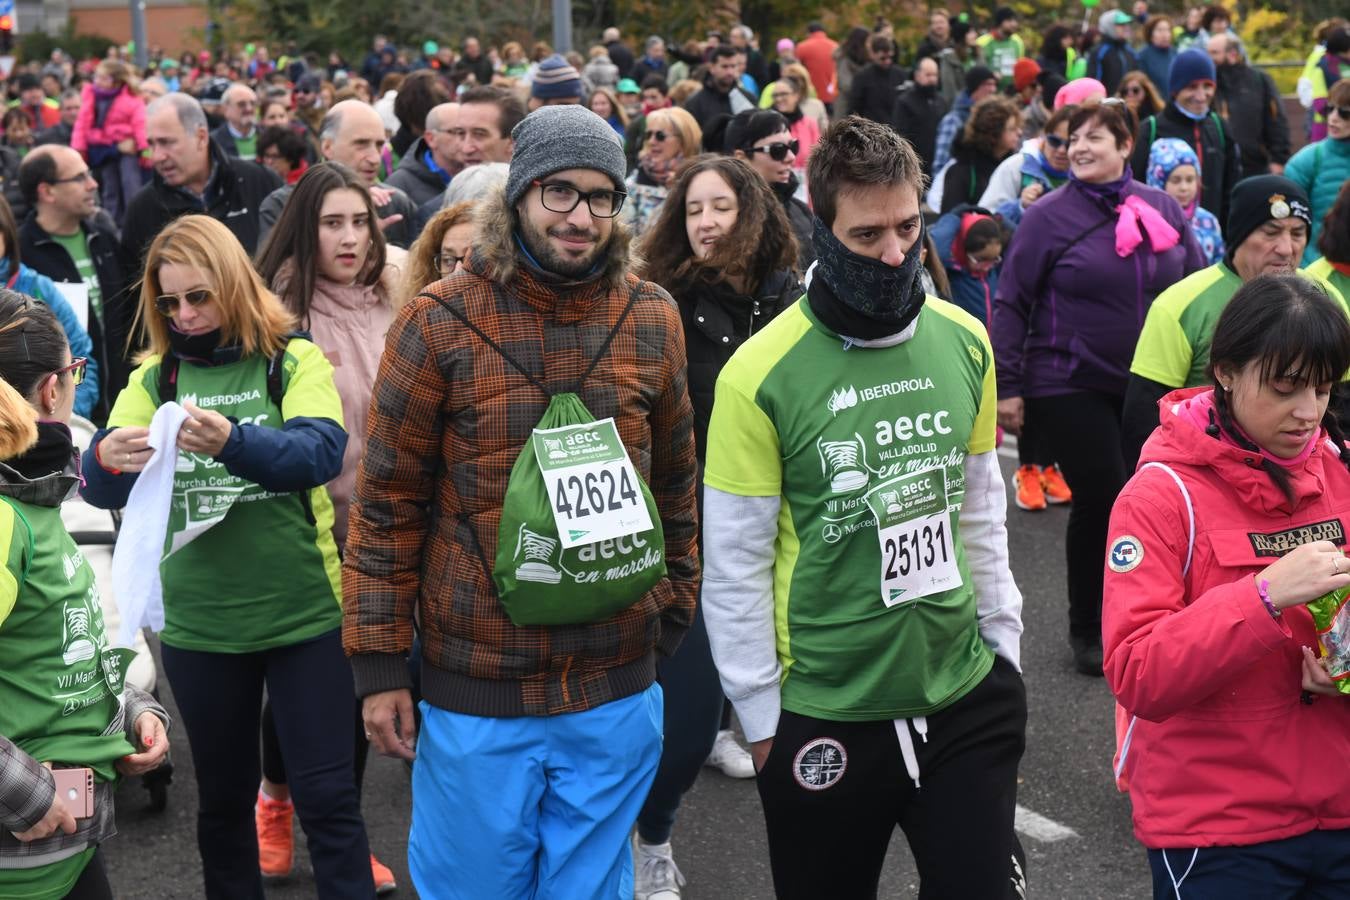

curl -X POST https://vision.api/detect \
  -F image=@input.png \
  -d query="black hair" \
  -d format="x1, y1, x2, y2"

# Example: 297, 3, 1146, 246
459, 85, 527, 138
0, 288, 68, 398
706, 108, 790, 155
18, 148, 59, 208
640, 74, 668, 93
1318, 179, 1350, 262
256, 125, 307, 168
964, 217, 1003, 255
842, 27, 872, 65
994, 6, 1018, 25
711, 45, 740, 63
1209, 274, 1350, 501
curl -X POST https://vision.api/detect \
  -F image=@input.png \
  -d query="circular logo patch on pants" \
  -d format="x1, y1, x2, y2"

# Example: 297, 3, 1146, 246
792, 737, 847, 790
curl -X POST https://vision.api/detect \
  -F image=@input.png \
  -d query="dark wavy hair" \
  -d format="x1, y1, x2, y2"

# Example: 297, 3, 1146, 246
961, 96, 1021, 159
1209, 274, 1350, 500
254, 161, 387, 327
636, 154, 797, 295
1318, 179, 1350, 263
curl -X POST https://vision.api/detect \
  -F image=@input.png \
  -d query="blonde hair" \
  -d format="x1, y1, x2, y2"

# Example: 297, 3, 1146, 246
0, 379, 37, 460
398, 202, 478, 308
135, 215, 296, 361
645, 106, 702, 158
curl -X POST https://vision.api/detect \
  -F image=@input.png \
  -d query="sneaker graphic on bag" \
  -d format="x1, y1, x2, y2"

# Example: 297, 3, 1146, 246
818, 436, 869, 493
61, 604, 96, 667
514, 525, 562, 584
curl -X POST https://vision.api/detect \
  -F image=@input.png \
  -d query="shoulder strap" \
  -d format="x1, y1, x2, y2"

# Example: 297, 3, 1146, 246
1148, 116, 1157, 147
1208, 111, 1225, 153
157, 355, 180, 405
266, 340, 291, 412
1138, 461, 1195, 577
0, 496, 34, 586
417, 282, 644, 397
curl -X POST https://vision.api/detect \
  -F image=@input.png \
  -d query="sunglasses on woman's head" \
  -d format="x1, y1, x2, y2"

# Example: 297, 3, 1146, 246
154, 288, 215, 318
750, 139, 800, 162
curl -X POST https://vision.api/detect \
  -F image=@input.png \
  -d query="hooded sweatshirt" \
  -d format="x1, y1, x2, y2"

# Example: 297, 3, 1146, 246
932, 207, 1000, 324
1105, 386, 1350, 848
1145, 137, 1225, 265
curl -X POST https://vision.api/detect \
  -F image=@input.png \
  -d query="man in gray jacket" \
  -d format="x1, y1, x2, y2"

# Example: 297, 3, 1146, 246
258, 100, 418, 248
386, 102, 463, 208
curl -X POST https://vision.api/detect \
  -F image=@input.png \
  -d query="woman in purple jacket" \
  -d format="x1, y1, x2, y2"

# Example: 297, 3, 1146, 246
991, 99, 1205, 676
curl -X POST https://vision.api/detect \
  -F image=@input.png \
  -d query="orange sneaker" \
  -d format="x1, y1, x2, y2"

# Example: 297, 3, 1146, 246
371, 854, 398, 895
1041, 464, 1073, 505
1014, 465, 1047, 511
255, 790, 294, 879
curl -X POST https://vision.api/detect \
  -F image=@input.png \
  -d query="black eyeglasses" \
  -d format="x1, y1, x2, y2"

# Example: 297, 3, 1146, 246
750, 139, 799, 162
47, 169, 95, 186
1044, 134, 1068, 150
1122, 85, 1145, 96
52, 356, 87, 386
647, 129, 671, 143
435, 253, 462, 275
1332, 105, 1350, 121
154, 288, 215, 318
533, 180, 627, 218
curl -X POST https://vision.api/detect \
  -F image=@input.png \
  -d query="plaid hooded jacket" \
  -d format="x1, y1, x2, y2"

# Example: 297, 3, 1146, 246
342, 189, 700, 718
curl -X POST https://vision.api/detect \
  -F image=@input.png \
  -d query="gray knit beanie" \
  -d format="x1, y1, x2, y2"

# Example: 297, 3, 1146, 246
505, 105, 627, 207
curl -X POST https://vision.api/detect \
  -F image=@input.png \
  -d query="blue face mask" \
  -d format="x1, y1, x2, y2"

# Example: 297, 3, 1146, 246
1173, 100, 1210, 121
810, 215, 927, 330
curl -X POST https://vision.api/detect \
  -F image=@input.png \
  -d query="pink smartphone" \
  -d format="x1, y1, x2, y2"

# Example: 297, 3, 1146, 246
52, 768, 94, 819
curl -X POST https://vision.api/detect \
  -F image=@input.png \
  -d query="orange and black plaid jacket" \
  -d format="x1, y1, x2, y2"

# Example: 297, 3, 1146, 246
342, 259, 700, 717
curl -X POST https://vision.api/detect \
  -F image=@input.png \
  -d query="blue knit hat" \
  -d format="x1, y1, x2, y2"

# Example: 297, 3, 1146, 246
1167, 49, 1216, 97
531, 54, 584, 101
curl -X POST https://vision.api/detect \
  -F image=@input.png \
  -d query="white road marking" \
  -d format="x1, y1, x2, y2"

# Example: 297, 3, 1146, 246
1015, 804, 1079, 842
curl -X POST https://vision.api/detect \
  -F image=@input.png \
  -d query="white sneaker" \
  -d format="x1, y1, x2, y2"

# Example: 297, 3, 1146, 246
634, 839, 686, 900
704, 729, 755, 779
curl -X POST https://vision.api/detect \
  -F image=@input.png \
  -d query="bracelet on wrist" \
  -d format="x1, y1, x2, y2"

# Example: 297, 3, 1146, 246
1256, 577, 1281, 619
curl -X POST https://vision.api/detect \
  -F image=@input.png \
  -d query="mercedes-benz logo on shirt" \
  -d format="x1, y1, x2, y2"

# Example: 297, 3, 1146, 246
821, 524, 842, 544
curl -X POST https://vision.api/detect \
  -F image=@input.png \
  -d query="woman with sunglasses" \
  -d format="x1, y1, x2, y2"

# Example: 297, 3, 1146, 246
1284, 79, 1350, 266
632, 154, 800, 900
1117, 71, 1165, 123
709, 108, 814, 271
992, 99, 1206, 676
0, 197, 99, 421
978, 104, 1075, 229
81, 215, 376, 899
622, 106, 701, 237
0, 290, 170, 900
254, 162, 406, 893
397, 201, 477, 306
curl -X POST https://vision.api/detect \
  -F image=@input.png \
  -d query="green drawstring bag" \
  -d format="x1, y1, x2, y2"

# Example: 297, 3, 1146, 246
424, 288, 667, 626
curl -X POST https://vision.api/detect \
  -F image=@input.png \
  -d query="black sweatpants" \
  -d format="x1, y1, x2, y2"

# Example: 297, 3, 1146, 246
1025, 390, 1128, 644
64, 848, 112, 900
159, 629, 374, 899
756, 656, 1027, 900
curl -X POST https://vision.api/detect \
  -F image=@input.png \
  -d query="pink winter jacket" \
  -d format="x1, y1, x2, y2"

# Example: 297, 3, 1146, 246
280, 263, 398, 546
1104, 386, 1350, 850
71, 84, 146, 155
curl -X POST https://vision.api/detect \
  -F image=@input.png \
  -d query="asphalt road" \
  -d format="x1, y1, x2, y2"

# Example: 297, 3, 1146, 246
101, 452, 1153, 899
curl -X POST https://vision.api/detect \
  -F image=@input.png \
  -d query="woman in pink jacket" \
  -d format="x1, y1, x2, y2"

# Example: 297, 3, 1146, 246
1104, 274, 1350, 897
252, 160, 406, 894
70, 60, 147, 225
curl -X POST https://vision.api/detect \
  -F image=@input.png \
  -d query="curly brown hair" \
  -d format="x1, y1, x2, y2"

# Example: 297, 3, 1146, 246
636, 155, 797, 295
398, 202, 478, 308
961, 97, 1021, 159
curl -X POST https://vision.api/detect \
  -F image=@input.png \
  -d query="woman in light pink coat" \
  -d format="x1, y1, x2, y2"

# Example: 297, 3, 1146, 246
251, 160, 407, 894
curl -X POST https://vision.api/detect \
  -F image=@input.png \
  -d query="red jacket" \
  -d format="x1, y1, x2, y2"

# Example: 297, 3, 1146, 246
1104, 387, 1350, 849
70, 84, 146, 155
795, 33, 838, 104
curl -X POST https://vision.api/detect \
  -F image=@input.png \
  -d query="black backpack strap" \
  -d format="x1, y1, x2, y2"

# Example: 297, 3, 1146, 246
157, 354, 180, 405
417, 280, 645, 398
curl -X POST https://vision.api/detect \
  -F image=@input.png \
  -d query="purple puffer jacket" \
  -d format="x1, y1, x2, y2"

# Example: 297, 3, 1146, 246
991, 175, 1206, 401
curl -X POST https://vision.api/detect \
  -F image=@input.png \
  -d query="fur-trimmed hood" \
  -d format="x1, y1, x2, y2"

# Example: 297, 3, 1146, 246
471, 185, 639, 297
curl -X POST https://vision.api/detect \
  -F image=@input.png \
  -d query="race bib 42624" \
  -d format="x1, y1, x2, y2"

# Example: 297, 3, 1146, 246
532, 417, 654, 550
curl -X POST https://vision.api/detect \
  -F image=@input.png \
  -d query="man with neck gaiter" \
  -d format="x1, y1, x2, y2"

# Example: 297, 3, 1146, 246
701, 115, 1027, 900
343, 104, 699, 898
1129, 48, 1243, 233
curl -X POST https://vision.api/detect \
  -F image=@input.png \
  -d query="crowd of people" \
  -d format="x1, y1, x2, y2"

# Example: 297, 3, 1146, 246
0, 3, 1349, 899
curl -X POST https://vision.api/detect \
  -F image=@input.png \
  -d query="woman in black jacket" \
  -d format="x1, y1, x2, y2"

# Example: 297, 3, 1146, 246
705, 108, 816, 271
941, 96, 1022, 213
629, 154, 800, 898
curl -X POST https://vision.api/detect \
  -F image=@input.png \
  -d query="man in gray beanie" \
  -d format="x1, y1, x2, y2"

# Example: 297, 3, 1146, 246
345, 102, 699, 898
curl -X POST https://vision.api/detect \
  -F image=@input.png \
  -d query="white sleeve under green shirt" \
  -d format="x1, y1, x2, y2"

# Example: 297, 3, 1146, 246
703, 296, 999, 724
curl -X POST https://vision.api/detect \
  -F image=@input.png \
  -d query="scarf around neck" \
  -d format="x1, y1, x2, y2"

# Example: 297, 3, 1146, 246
807, 215, 927, 341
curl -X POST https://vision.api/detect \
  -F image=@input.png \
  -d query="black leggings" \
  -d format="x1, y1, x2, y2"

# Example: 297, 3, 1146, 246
64, 848, 112, 900
261, 698, 370, 798
1016, 418, 1052, 468
1025, 390, 1128, 643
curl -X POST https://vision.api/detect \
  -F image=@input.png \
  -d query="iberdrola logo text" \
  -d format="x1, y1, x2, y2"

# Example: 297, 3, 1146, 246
827, 378, 936, 415
180, 389, 263, 409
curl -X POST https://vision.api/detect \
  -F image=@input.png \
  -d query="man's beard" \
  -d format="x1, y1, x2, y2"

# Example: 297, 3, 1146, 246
519, 214, 611, 278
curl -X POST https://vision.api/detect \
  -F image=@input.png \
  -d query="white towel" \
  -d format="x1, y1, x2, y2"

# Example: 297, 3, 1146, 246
111, 402, 190, 647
